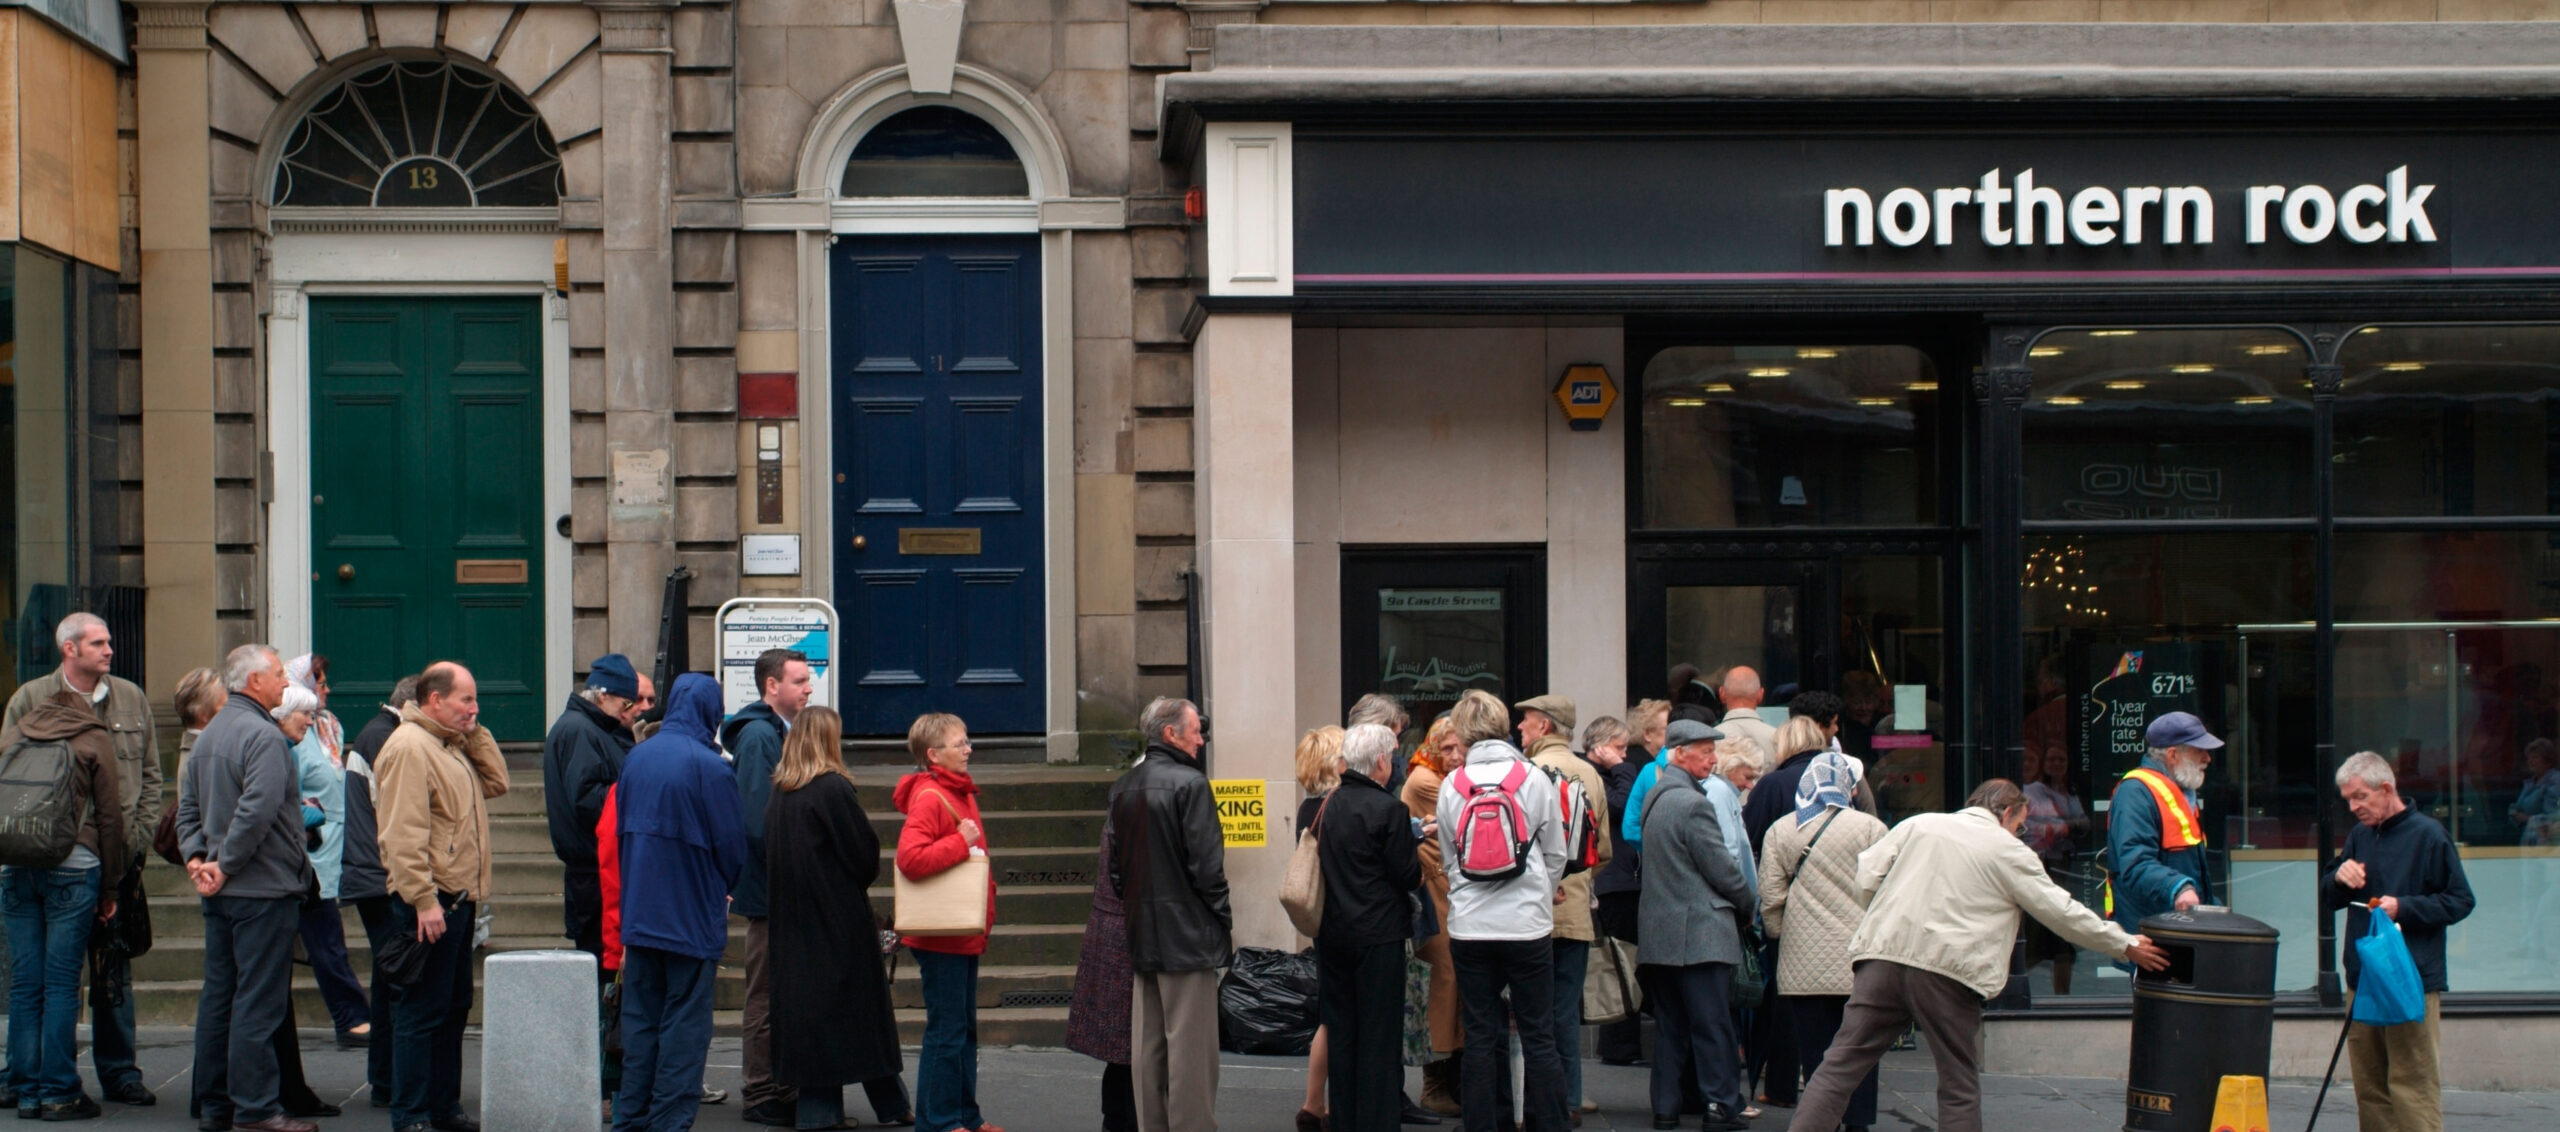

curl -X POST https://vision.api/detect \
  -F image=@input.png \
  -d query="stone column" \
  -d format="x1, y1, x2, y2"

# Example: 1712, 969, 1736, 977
593, 1, 679, 658
1191, 311, 1293, 949
132, 2, 217, 694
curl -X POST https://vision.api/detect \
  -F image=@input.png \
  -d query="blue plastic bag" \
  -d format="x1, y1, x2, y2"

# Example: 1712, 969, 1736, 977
2350, 911, 2427, 1026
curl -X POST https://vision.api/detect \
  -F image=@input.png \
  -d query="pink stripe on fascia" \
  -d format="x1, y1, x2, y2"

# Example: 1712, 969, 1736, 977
1294, 265, 2560, 284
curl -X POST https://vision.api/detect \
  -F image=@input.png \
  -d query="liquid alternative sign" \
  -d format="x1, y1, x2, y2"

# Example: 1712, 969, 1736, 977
1823, 166, 2437, 249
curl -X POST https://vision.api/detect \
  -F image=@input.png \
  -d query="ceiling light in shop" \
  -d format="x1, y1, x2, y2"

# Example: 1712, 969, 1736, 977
2170, 364, 2214, 374
1700, 383, 1736, 394
1795, 348, 1840, 359
1746, 368, 1792, 378
1667, 398, 1707, 408
2233, 396, 2275, 405
1906, 382, 1939, 392
2048, 396, 2085, 406
1856, 398, 1894, 407
2029, 346, 2066, 358
2104, 381, 2148, 390
2243, 344, 2295, 356
2383, 362, 2426, 372
2089, 330, 2139, 337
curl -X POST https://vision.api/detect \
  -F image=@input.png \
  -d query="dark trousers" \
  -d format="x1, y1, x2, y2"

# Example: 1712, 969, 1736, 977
272, 996, 323, 1115
1450, 937, 1564, 1132
1787, 995, 1878, 1128
1788, 961, 1982, 1132
1319, 940, 1408, 1132
388, 897, 475, 1129
1748, 939, 1798, 1105
353, 895, 397, 1094
88, 867, 142, 1092
297, 896, 370, 1034
615, 946, 718, 1132
1592, 894, 1644, 1064
1640, 963, 1739, 1119
563, 870, 604, 956
1100, 1062, 1136, 1132
195, 893, 300, 1123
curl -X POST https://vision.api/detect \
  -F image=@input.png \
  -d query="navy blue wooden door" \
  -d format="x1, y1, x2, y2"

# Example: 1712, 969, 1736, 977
831, 235, 1045, 735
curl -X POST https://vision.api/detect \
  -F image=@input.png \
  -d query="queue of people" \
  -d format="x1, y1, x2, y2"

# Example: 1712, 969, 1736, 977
0, 607, 2489, 1132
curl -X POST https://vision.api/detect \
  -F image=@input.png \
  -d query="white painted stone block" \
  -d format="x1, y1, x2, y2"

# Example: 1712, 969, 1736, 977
480, 950, 601, 1132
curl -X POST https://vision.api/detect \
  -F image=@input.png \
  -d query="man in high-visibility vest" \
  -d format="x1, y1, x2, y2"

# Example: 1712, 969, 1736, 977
2105, 712, 2219, 949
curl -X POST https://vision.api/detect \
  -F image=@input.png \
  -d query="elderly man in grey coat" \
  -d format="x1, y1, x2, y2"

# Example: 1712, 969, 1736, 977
1637, 718, 1754, 1132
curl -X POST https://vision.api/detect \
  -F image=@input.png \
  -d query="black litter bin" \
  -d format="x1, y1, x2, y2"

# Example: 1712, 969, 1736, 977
2124, 908, 2279, 1132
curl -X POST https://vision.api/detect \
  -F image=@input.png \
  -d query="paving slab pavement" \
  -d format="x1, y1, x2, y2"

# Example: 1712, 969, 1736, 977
24, 1028, 2560, 1130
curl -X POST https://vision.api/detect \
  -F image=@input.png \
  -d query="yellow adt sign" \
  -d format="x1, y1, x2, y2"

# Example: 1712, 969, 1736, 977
1210, 779, 1268, 848
1554, 364, 1617, 432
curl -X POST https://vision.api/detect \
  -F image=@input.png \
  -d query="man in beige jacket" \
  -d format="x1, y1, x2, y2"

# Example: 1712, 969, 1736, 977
1789, 780, 2168, 1132
375, 661, 510, 1132
1517, 694, 1613, 1120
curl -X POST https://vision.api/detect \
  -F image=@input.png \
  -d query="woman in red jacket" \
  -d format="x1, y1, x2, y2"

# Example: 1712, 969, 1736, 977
894, 713, 1001, 1132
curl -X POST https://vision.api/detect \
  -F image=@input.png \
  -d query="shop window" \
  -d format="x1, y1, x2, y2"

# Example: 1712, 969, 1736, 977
1639, 344, 1940, 528
273, 61, 562, 208
2, 247, 125, 703
2022, 328, 2312, 520
2328, 530, 2560, 992
841, 106, 1031, 198
2019, 532, 2316, 995
2335, 324, 2560, 518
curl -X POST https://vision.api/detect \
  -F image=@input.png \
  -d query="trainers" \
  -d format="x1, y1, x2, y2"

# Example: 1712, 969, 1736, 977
38, 1096, 100, 1122
699, 1084, 728, 1105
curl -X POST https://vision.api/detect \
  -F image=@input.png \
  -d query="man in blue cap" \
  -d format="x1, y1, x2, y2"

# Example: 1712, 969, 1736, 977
2104, 711, 2220, 944
543, 654, 644, 963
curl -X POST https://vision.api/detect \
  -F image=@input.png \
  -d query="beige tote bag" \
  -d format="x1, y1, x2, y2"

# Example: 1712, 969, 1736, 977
1279, 796, 1329, 938
894, 791, 992, 937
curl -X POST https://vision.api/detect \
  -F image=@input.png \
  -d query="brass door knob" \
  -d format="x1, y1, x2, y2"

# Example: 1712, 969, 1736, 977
337, 564, 355, 581
851, 534, 868, 551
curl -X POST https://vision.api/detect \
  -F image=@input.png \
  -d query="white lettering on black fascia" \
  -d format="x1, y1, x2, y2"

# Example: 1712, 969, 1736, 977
1824, 166, 2435, 249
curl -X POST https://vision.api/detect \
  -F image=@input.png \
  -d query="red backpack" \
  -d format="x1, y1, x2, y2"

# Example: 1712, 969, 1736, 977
1451, 762, 1537, 882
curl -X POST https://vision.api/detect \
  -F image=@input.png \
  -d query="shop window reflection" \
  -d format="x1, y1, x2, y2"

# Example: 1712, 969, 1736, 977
2022, 327, 2312, 520
2019, 533, 2316, 994
2335, 324, 2560, 518
1639, 345, 1939, 528
2332, 531, 2560, 990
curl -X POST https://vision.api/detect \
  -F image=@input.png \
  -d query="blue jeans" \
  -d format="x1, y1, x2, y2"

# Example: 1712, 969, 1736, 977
1549, 938, 1589, 1109
614, 946, 717, 1132
3, 864, 100, 1105
913, 950, 981, 1132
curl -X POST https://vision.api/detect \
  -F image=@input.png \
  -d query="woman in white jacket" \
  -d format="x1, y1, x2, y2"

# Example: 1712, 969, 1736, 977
1758, 753, 1889, 1132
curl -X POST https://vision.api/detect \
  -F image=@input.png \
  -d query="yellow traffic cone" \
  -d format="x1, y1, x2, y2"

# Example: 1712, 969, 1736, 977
2212, 1075, 2271, 1132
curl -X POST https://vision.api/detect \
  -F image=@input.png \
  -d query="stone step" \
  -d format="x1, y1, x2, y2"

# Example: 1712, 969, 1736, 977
868, 810, 1106, 852
139, 884, 1095, 941
140, 853, 582, 900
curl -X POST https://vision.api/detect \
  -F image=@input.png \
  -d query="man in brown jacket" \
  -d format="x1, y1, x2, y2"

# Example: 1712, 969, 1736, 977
374, 661, 510, 1132
0, 690, 127, 1119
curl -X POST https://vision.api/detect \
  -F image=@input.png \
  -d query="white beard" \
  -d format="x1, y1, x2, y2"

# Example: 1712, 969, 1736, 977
2171, 759, 2206, 791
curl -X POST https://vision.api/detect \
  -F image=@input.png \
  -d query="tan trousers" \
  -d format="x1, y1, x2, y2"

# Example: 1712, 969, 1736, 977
2347, 992, 2442, 1132
741, 918, 797, 1110
1133, 968, 1221, 1132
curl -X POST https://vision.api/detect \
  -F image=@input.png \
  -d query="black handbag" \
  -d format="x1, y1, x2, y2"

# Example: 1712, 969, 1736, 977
375, 900, 442, 987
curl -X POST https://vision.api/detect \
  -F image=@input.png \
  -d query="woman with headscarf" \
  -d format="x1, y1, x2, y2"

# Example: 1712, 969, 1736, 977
285, 654, 371, 1047
261, 686, 343, 1119
1398, 715, 1466, 1115
1756, 753, 1889, 1132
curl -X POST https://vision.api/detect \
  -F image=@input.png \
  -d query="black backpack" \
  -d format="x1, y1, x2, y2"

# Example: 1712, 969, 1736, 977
0, 734, 87, 868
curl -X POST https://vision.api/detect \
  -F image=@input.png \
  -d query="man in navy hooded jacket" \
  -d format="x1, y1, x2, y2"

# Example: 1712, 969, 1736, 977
613, 673, 747, 1132
720, 648, 810, 1126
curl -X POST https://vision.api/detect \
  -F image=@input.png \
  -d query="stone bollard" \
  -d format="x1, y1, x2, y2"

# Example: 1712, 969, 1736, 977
481, 949, 602, 1131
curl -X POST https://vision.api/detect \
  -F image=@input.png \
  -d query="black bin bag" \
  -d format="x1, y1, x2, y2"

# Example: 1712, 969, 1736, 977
1218, 947, 1320, 1055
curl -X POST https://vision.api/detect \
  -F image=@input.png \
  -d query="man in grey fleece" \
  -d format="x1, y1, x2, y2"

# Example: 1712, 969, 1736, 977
176, 644, 321, 1132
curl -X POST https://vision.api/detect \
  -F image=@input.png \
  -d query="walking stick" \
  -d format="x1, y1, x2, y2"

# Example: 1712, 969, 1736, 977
2306, 899, 2379, 1132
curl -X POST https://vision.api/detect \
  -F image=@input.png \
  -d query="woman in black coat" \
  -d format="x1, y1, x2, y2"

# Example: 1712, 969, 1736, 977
767, 707, 909, 1130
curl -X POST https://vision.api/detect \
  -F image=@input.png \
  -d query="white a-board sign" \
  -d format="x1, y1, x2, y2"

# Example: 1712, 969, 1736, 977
715, 598, 839, 719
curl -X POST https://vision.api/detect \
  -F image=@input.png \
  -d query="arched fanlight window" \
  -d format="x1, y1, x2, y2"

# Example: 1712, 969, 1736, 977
273, 60, 562, 208
840, 106, 1030, 198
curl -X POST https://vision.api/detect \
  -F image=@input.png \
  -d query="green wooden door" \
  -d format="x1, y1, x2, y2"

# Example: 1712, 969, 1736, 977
310, 297, 545, 739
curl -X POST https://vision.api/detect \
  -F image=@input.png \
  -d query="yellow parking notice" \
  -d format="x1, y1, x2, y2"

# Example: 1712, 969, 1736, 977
1210, 779, 1268, 848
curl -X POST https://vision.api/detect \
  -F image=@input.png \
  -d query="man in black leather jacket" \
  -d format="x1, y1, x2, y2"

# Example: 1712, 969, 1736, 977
1109, 697, 1231, 1132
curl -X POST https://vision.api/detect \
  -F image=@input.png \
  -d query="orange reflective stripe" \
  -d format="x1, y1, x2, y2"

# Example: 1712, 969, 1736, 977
2124, 767, 2205, 850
